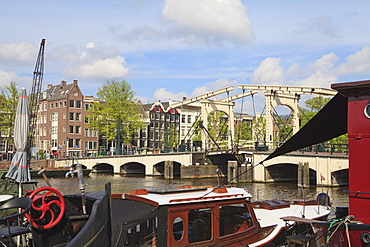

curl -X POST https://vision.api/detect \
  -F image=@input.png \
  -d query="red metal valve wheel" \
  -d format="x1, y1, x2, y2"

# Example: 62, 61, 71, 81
26, 187, 65, 229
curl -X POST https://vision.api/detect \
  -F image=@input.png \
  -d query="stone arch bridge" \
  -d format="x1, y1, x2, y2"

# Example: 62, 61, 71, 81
53, 151, 348, 186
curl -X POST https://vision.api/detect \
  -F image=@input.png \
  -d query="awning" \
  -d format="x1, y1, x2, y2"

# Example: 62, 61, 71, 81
263, 93, 348, 162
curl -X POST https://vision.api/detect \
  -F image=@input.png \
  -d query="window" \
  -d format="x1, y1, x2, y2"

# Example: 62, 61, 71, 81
63, 127, 66, 133
76, 126, 81, 134
219, 203, 253, 236
68, 139, 74, 148
50, 103, 53, 109
69, 100, 74, 107
188, 208, 212, 243
69, 126, 74, 134
64, 101, 66, 107
76, 100, 81, 108
85, 103, 90, 111
173, 217, 183, 241
75, 139, 81, 148
51, 139, 57, 148
69, 112, 74, 120
76, 113, 81, 121
181, 115, 186, 123
60, 102, 63, 107
51, 126, 58, 134
365, 104, 370, 118
51, 113, 58, 122
63, 113, 66, 119
187, 115, 191, 123
74, 92, 78, 96
44, 103, 47, 111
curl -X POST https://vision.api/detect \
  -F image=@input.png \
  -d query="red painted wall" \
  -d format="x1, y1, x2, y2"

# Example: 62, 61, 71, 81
347, 95, 370, 224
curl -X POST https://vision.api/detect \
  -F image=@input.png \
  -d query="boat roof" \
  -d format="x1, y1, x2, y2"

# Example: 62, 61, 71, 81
121, 186, 252, 206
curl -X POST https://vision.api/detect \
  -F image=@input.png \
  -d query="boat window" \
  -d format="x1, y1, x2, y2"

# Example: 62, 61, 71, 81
188, 208, 212, 243
124, 217, 158, 247
173, 217, 184, 241
219, 203, 253, 236
364, 104, 370, 118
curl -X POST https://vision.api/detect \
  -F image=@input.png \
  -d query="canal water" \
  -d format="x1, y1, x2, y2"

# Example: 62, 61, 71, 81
37, 173, 349, 208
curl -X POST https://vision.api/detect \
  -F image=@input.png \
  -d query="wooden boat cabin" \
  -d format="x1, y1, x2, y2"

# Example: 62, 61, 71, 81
111, 186, 277, 247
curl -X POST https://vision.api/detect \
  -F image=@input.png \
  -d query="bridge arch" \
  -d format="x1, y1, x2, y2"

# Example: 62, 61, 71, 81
265, 163, 317, 185
331, 168, 348, 186
120, 162, 146, 175
153, 161, 181, 177
93, 163, 114, 173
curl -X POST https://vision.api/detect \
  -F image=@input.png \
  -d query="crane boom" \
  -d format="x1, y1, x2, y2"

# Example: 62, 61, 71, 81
28, 39, 46, 151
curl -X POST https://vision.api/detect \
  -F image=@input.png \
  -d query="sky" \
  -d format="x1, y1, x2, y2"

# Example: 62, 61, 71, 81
1, 0, 370, 115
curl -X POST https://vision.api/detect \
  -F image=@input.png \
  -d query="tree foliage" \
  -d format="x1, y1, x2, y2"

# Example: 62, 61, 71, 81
299, 95, 347, 145
252, 115, 266, 142
87, 80, 143, 143
0, 82, 20, 149
299, 96, 331, 127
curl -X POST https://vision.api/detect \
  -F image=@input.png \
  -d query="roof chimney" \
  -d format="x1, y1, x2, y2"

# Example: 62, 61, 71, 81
47, 84, 53, 88
183, 97, 187, 101
61, 80, 66, 86
73, 80, 78, 85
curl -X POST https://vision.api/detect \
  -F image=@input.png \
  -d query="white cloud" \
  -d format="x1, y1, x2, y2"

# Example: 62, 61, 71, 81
295, 16, 340, 39
191, 78, 237, 97
63, 42, 129, 80
49, 44, 78, 63
336, 46, 370, 76
0, 41, 37, 66
162, 0, 254, 45
0, 69, 32, 89
294, 53, 338, 87
0, 70, 19, 87
250, 57, 285, 84
153, 88, 189, 101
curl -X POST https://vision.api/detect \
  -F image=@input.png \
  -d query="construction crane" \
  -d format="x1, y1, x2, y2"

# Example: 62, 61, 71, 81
28, 39, 46, 153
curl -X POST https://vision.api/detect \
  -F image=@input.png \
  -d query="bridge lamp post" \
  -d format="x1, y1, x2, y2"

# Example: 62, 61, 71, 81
116, 119, 123, 155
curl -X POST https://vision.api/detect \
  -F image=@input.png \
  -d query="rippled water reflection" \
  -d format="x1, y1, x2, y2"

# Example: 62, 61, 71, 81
38, 173, 349, 207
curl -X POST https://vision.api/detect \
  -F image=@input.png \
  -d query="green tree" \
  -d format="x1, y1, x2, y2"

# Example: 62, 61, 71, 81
299, 95, 347, 145
207, 111, 229, 149
0, 82, 20, 152
299, 96, 331, 127
87, 80, 144, 144
252, 115, 266, 142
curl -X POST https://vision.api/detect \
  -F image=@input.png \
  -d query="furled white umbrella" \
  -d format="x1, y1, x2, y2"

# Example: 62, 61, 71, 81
5, 88, 31, 189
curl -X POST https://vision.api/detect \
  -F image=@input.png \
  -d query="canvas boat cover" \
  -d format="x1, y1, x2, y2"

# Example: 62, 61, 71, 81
263, 93, 348, 162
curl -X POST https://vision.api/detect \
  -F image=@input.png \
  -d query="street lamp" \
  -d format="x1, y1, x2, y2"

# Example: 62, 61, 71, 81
116, 119, 122, 155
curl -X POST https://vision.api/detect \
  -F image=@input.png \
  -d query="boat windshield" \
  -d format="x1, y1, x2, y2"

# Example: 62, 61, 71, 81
219, 203, 254, 236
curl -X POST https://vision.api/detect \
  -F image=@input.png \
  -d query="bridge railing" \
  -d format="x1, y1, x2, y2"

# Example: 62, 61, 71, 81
252, 142, 348, 155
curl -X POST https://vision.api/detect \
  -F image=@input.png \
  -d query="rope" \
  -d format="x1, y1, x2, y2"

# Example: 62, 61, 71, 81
326, 215, 354, 244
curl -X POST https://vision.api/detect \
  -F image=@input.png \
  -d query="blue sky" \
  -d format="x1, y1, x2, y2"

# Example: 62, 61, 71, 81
1, 0, 370, 114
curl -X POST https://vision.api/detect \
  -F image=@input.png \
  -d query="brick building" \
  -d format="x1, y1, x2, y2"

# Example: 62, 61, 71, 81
36, 80, 99, 158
